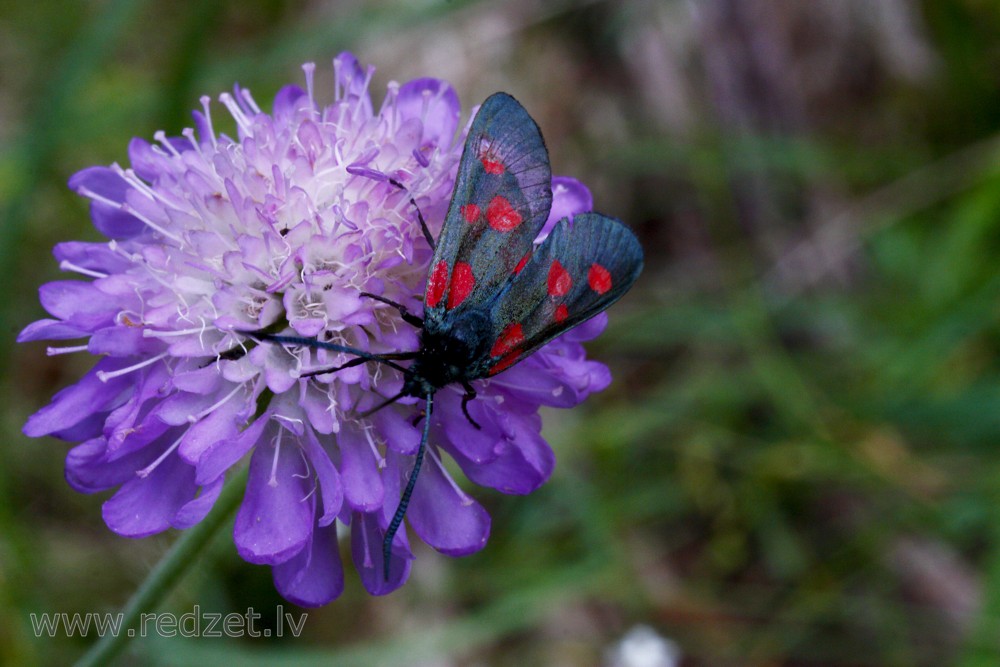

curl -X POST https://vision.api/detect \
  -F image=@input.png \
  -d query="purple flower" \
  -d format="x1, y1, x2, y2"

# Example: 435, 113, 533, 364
21, 53, 612, 607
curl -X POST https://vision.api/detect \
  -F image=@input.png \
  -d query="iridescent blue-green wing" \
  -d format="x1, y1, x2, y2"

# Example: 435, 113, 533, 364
423, 93, 552, 331
480, 213, 644, 376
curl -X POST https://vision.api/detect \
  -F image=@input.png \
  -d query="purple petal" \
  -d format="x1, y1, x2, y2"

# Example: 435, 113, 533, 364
51, 412, 106, 442
448, 414, 555, 495
338, 424, 384, 512
68, 166, 128, 203
273, 520, 345, 607
395, 78, 460, 151
374, 408, 421, 455
18, 318, 90, 342
436, 390, 504, 463
53, 240, 131, 275
127, 137, 165, 182
68, 166, 145, 238
351, 510, 412, 596
195, 413, 266, 485
66, 437, 154, 493
271, 84, 309, 128
560, 311, 608, 343
177, 394, 249, 465
302, 429, 343, 526
407, 448, 491, 556
171, 366, 225, 394
102, 445, 198, 538
102, 363, 173, 454
90, 201, 147, 238
171, 475, 224, 529
23, 358, 132, 438
538, 177, 593, 242
88, 326, 161, 356
38, 281, 118, 331
152, 390, 218, 426
491, 351, 610, 409
334, 52, 372, 115
233, 435, 312, 565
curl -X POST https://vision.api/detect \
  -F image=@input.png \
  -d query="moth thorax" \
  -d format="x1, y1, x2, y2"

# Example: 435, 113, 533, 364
417, 310, 493, 388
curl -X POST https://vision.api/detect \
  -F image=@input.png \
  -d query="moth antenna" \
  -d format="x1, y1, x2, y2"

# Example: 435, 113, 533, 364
385, 176, 435, 251
383, 391, 434, 580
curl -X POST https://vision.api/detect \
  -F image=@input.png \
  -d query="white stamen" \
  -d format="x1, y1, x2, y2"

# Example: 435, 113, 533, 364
188, 383, 244, 423
109, 165, 155, 203
118, 201, 184, 243
199, 95, 218, 149
142, 325, 205, 338
154, 131, 183, 157
219, 92, 253, 136
382, 80, 400, 132
239, 87, 262, 115
46, 344, 89, 356
135, 432, 185, 478
361, 514, 374, 568
181, 127, 201, 154
274, 414, 304, 429
333, 56, 343, 101
59, 260, 108, 279
268, 428, 284, 487
96, 352, 168, 382
75, 185, 124, 209
302, 62, 316, 105
428, 446, 474, 506
363, 425, 386, 469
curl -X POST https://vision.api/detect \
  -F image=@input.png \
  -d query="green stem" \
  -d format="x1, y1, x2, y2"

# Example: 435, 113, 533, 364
74, 468, 247, 667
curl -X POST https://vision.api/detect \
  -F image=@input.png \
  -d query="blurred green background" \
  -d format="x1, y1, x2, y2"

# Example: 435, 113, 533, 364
4, 0, 1000, 664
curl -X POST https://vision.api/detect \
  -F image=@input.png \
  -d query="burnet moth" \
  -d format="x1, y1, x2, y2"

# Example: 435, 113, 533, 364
248, 92, 644, 578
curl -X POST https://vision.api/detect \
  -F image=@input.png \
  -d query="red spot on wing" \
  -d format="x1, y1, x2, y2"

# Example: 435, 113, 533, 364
482, 157, 505, 175
547, 260, 572, 297
486, 196, 523, 232
513, 251, 531, 275
426, 261, 449, 307
461, 203, 480, 223
447, 262, 475, 309
489, 351, 520, 375
554, 303, 569, 323
588, 263, 612, 295
490, 322, 524, 358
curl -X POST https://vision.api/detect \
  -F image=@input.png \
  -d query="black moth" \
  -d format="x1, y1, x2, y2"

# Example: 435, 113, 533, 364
247, 92, 643, 579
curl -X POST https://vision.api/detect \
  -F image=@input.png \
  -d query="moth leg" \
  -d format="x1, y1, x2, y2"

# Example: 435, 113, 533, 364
360, 291, 424, 328
387, 176, 435, 251
460, 381, 482, 430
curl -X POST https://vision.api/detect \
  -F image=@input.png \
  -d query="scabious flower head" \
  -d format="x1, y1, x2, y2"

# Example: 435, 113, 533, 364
21, 52, 612, 606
